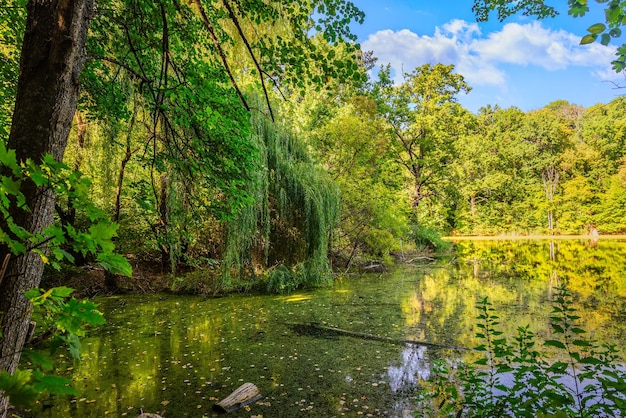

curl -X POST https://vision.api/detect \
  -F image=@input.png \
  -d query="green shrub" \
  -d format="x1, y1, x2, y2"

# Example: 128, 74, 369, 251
411, 224, 451, 252
361, 228, 398, 258
416, 285, 626, 417
265, 264, 301, 294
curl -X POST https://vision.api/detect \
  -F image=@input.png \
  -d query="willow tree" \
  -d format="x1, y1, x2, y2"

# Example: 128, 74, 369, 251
72, 0, 365, 274
222, 107, 340, 293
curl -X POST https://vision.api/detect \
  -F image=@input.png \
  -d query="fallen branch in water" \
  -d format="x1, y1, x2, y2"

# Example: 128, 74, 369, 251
406, 256, 436, 263
290, 322, 474, 351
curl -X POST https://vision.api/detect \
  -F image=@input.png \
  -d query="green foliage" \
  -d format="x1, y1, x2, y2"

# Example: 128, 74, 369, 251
411, 224, 451, 252
221, 106, 339, 292
416, 286, 626, 417
373, 64, 471, 218
0, 143, 132, 275
62, 0, 367, 274
0, 144, 126, 408
0, 369, 39, 409
26, 286, 106, 340
298, 93, 409, 263
448, 100, 626, 235
0, 1, 25, 138
472, 0, 558, 21
0, 286, 103, 408
265, 264, 302, 294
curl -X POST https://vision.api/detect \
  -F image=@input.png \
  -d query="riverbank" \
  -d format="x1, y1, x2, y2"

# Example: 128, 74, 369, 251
44, 234, 625, 298
40, 250, 435, 299
444, 234, 626, 240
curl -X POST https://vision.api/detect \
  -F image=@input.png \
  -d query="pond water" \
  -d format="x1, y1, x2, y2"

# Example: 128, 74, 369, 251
34, 239, 626, 417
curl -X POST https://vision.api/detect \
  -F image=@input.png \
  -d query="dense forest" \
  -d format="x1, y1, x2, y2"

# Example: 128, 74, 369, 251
2, 0, 626, 415
1, 1, 626, 292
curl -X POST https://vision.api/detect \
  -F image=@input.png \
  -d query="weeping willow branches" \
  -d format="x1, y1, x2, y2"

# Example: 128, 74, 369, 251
222, 106, 340, 292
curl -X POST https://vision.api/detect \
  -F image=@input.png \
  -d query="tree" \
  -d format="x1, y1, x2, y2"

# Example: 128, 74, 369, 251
307, 95, 409, 265
473, 0, 626, 71
520, 104, 576, 232
0, 2, 94, 415
374, 64, 471, 227
454, 105, 539, 233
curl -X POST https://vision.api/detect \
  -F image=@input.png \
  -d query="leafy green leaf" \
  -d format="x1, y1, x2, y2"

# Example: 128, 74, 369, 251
588, 23, 606, 34
601, 33, 612, 45
97, 252, 133, 277
579, 357, 602, 365
580, 34, 597, 45
32, 373, 79, 396
51, 286, 75, 299
23, 350, 54, 371
544, 339, 566, 349
66, 334, 82, 360
0, 369, 38, 408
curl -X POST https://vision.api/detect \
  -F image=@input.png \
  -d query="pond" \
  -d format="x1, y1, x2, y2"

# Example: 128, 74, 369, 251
34, 239, 626, 417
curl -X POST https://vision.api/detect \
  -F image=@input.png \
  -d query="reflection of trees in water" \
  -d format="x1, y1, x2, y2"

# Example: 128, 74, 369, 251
387, 346, 430, 393
456, 239, 626, 301
401, 240, 626, 366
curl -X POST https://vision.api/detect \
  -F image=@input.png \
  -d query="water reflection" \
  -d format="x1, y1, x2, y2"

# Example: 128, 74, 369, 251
387, 346, 429, 393
31, 239, 626, 417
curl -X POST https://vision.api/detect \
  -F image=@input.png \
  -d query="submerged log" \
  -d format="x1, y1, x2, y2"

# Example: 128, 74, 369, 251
291, 323, 473, 351
214, 382, 262, 413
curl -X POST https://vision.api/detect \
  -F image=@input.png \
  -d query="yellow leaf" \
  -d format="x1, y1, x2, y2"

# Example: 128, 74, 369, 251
41, 288, 53, 301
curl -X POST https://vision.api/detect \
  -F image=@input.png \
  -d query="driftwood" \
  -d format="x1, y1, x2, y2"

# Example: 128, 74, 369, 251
136, 412, 163, 418
291, 323, 472, 351
214, 382, 262, 413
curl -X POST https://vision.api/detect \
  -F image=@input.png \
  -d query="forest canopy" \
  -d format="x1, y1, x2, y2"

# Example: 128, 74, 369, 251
1, 0, 625, 291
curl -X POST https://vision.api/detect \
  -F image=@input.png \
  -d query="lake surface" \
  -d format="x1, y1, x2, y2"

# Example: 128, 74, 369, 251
34, 239, 626, 417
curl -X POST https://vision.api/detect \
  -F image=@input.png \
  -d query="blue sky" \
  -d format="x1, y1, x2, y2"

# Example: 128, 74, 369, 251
350, 0, 626, 112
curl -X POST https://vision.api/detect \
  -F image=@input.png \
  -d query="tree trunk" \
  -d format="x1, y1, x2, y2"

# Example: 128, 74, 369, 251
0, 0, 93, 415
542, 166, 559, 233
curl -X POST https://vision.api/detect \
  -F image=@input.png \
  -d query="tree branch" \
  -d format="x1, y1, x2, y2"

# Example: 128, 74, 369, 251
222, 0, 274, 121
85, 55, 151, 83
192, 0, 249, 112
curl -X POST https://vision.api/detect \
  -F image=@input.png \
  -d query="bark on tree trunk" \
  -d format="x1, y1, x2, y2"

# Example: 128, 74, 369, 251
0, 0, 93, 415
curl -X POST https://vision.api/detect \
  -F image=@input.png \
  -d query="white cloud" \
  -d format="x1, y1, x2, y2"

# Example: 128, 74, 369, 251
362, 20, 617, 88
472, 21, 615, 70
